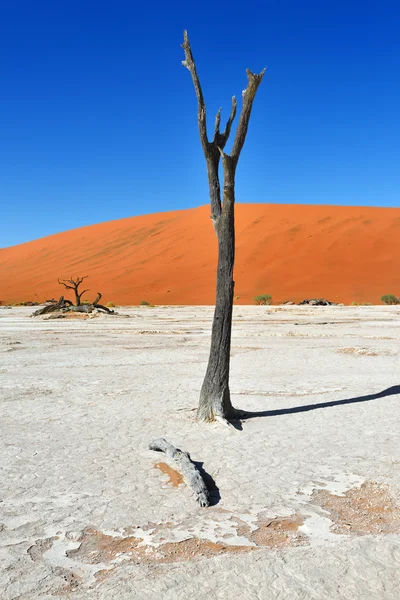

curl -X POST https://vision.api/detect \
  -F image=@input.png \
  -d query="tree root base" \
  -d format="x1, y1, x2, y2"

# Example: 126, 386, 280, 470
196, 407, 249, 425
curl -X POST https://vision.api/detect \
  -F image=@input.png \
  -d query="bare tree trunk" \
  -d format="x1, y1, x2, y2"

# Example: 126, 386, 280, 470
182, 32, 265, 423
198, 159, 236, 421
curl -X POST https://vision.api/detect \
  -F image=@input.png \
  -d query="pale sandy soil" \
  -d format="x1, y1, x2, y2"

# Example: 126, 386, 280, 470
0, 305, 400, 599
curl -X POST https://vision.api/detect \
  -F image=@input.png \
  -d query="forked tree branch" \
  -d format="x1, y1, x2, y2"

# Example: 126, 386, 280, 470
182, 31, 265, 228
182, 31, 265, 166
58, 279, 74, 291
182, 33, 239, 155
58, 276, 88, 290
231, 68, 266, 162
58, 276, 89, 305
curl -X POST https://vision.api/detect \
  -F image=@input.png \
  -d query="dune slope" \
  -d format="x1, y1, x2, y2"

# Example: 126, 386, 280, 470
1, 204, 399, 304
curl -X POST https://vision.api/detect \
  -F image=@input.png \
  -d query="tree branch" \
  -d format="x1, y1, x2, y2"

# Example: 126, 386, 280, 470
231, 68, 266, 162
220, 96, 237, 147
93, 292, 102, 305
181, 31, 209, 154
213, 97, 237, 148
58, 276, 88, 291
213, 108, 221, 139
58, 279, 74, 291
74, 276, 88, 286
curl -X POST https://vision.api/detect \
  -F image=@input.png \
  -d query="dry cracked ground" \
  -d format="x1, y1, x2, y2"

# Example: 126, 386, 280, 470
1, 305, 400, 599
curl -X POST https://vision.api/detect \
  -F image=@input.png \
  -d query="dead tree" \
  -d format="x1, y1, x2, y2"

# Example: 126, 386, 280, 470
58, 276, 89, 306
32, 293, 115, 317
68, 292, 115, 314
182, 31, 265, 423
31, 296, 73, 316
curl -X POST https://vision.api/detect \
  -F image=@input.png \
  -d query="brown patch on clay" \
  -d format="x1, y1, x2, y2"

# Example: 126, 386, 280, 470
66, 527, 252, 565
251, 514, 305, 548
64, 512, 306, 570
153, 538, 254, 562
66, 528, 143, 564
336, 347, 378, 356
94, 568, 113, 582
154, 462, 184, 487
234, 514, 305, 548
53, 566, 83, 595
27, 536, 58, 561
124, 521, 160, 534
312, 482, 400, 535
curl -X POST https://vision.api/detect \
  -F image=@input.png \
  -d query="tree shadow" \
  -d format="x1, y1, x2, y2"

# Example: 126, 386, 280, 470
232, 385, 400, 424
230, 419, 244, 431
193, 460, 221, 506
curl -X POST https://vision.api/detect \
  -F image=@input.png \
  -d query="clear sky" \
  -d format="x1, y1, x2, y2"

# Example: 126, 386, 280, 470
1, 0, 399, 247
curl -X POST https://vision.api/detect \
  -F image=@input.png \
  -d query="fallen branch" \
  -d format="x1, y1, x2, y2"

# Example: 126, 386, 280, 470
92, 292, 115, 314
31, 296, 73, 316
149, 438, 210, 507
31, 292, 116, 316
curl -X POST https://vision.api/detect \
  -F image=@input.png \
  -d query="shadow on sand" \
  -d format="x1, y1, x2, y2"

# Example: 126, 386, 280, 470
230, 385, 400, 431
193, 461, 221, 506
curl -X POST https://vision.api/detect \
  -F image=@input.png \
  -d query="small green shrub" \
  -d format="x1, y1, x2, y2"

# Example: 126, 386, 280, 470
381, 294, 399, 305
254, 294, 272, 305
351, 301, 359, 306
140, 300, 151, 306
106, 302, 115, 307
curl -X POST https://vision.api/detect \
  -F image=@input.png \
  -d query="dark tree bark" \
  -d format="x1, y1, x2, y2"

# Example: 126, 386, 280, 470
182, 31, 265, 423
92, 292, 115, 314
31, 292, 116, 316
58, 276, 89, 306
31, 296, 73, 316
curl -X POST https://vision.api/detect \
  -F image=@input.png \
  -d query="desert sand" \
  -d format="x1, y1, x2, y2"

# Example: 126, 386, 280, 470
1, 204, 399, 306
1, 304, 399, 599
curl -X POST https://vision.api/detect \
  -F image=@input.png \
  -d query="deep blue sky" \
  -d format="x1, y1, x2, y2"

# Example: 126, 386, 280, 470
1, 1, 399, 247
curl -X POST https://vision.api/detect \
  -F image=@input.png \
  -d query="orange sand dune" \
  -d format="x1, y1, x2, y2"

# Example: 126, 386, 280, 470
1, 204, 399, 305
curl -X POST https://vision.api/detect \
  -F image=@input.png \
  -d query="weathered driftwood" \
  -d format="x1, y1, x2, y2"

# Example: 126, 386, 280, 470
31, 292, 116, 316
31, 296, 73, 316
68, 305, 93, 313
149, 438, 210, 507
299, 298, 337, 306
